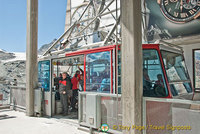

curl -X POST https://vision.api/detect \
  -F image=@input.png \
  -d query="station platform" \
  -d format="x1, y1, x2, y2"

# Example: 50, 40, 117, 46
0, 109, 89, 134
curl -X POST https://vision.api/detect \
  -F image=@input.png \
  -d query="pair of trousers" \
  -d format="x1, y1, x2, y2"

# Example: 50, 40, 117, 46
71, 89, 78, 109
60, 93, 68, 114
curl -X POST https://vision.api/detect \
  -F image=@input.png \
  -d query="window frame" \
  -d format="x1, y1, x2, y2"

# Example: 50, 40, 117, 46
143, 49, 169, 97
85, 51, 112, 93
193, 49, 200, 90
161, 50, 193, 96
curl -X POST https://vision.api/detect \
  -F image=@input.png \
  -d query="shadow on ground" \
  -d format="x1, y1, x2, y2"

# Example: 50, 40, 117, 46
0, 114, 16, 120
53, 111, 78, 119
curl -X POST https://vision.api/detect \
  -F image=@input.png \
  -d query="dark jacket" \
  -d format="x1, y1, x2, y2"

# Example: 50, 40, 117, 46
59, 77, 72, 93
54, 77, 60, 90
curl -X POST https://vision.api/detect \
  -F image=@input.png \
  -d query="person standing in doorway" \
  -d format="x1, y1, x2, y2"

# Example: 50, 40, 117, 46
71, 66, 84, 112
71, 71, 79, 112
59, 72, 71, 115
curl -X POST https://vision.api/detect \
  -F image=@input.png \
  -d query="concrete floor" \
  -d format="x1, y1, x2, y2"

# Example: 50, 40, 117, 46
0, 109, 88, 134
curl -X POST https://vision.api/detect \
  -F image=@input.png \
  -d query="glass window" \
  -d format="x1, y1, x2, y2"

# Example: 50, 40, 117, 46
161, 50, 192, 95
143, 49, 168, 97
194, 50, 200, 89
86, 51, 111, 93
117, 50, 121, 94
52, 56, 84, 89
38, 60, 50, 91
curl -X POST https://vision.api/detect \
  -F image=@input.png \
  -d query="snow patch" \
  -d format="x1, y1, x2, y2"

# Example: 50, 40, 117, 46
0, 49, 7, 53
2, 52, 26, 63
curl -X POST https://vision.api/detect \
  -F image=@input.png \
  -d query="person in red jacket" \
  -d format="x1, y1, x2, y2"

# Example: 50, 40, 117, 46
71, 66, 83, 112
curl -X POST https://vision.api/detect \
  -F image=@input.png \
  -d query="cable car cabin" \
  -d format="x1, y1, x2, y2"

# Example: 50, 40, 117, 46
143, 44, 193, 99
38, 43, 193, 116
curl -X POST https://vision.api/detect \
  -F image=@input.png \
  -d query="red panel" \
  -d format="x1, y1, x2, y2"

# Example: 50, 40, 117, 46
65, 44, 159, 57
65, 45, 116, 57
84, 55, 86, 91
142, 44, 160, 50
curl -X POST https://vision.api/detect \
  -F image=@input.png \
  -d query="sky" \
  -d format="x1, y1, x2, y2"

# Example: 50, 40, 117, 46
0, 0, 67, 52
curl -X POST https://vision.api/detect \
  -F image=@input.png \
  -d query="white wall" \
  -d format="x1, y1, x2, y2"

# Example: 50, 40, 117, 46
181, 43, 200, 86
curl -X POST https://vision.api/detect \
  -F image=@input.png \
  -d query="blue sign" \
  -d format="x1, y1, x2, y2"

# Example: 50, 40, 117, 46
38, 60, 50, 91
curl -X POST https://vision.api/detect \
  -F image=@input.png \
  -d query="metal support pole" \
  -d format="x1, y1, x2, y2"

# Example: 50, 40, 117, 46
26, 0, 38, 116
65, 0, 71, 32
121, 0, 143, 133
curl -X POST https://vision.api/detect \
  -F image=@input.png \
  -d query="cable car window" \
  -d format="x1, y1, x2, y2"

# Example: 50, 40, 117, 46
86, 51, 111, 93
143, 49, 168, 97
161, 51, 192, 95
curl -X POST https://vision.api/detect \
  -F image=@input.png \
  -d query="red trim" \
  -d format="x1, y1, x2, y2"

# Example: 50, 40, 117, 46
142, 44, 160, 49
65, 45, 116, 57
157, 48, 172, 98
84, 54, 86, 91
110, 50, 113, 93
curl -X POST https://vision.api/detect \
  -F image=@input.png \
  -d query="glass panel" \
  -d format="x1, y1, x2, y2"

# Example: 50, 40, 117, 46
101, 96, 122, 132
143, 49, 168, 97
86, 51, 111, 92
118, 76, 121, 86
194, 50, 200, 88
118, 87, 121, 94
161, 51, 192, 95
117, 50, 121, 94
118, 50, 121, 65
170, 82, 193, 96
161, 51, 190, 82
38, 60, 50, 91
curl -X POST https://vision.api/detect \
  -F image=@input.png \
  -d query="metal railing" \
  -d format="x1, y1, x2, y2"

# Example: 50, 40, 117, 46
79, 92, 200, 134
0, 81, 26, 111
9, 83, 26, 111
0, 83, 10, 106
79, 92, 122, 134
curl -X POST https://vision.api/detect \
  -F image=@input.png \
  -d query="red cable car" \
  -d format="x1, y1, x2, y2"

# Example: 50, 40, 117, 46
38, 42, 193, 116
